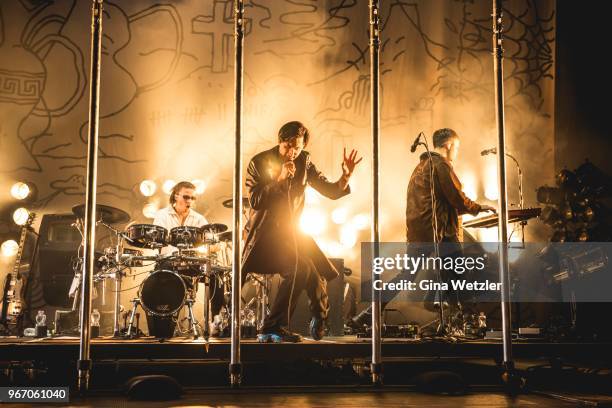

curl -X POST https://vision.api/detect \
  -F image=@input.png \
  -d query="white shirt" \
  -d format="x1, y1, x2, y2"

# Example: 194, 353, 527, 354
153, 206, 209, 254
153, 205, 208, 230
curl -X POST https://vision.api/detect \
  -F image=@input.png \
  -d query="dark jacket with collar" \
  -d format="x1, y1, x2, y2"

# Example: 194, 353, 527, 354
406, 151, 481, 243
242, 146, 350, 280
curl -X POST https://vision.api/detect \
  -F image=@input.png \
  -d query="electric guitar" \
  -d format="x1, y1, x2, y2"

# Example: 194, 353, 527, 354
1, 212, 36, 331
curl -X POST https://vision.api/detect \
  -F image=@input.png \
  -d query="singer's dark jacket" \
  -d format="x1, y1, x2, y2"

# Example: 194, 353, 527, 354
242, 146, 350, 280
406, 152, 481, 243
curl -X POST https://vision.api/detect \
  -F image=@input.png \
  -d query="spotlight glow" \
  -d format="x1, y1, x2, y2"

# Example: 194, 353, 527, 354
327, 241, 344, 258
192, 179, 207, 195
10, 182, 31, 200
331, 207, 349, 224
162, 180, 176, 195
484, 163, 499, 201
340, 225, 358, 248
462, 171, 478, 201
139, 180, 157, 197
1, 240, 19, 257
299, 208, 327, 236
142, 203, 159, 219
351, 213, 370, 230
12, 208, 30, 226
305, 187, 320, 205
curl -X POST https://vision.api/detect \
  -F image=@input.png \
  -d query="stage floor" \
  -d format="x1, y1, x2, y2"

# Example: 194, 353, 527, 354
1, 335, 610, 363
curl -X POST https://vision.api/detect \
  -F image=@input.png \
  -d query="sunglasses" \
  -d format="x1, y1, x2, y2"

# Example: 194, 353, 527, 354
177, 194, 197, 201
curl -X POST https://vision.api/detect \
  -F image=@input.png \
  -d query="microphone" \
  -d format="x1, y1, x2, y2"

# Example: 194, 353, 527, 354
410, 132, 423, 153
287, 160, 294, 189
481, 147, 497, 156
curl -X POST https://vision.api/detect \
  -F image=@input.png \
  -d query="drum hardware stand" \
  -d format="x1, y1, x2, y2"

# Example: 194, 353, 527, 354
243, 274, 270, 330
96, 221, 134, 338
181, 297, 200, 339
126, 298, 142, 338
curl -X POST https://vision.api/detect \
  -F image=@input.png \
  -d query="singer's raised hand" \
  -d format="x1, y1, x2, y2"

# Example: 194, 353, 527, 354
341, 148, 363, 178
278, 160, 296, 182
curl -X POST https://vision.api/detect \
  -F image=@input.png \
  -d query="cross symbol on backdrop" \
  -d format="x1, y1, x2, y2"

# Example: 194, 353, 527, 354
192, 0, 235, 73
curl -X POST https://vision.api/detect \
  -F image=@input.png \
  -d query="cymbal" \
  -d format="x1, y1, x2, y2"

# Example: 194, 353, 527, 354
72, 203, 130, 224
222, 197, 250, 209
201, 223, 228, 233
218, 230, 232, 242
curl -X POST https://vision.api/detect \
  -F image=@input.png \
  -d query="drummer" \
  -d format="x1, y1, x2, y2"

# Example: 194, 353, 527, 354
153, 181, 209, 254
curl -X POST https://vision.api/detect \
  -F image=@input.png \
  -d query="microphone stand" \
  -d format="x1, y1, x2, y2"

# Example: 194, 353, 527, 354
415, 136, 447, 336
485, 150, 525, 247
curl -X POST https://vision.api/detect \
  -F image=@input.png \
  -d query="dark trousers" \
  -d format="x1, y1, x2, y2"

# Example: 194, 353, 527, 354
262, 255, 329, 331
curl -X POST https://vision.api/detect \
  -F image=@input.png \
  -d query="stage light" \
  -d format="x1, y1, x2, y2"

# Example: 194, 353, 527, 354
142, 203, 159, 219
340, 225, 358, 248
351, 213, 369, 230
1, 240, 19, 257
192, 179, 207, 195
195, 245, 209, 255
331, 207, 349, 224
162, 180, 176, 195
536, 186, 565, 206
10, 182, 32, 200
139, 180, 157, 197
299, 208, 326, 236
12, 208, 30, 226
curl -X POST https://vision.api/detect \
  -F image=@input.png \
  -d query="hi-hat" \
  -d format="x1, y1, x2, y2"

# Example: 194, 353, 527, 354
72, 203, 130, 224
201, 223, 228, 234
217, 230, 232, 242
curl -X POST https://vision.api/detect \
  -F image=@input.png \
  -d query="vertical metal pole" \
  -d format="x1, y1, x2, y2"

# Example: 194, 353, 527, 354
230, 0, 245, 387
492, 0, 515, 382
77, 0, 103, 393
369, 0, 383, 386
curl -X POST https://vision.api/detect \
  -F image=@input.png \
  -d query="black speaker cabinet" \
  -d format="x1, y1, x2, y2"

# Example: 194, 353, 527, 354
289, 257, 345, 337
35, 214, 112, 308
36, 214, 81, 308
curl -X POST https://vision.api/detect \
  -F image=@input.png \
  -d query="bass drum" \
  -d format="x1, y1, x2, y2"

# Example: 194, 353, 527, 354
139, 270, 186, 317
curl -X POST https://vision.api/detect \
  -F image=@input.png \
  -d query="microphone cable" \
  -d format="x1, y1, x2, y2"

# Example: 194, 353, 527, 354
286, 166, 299, 334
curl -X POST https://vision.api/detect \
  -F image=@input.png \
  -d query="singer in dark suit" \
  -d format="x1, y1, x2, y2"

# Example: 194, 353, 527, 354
242, 121, 362, 342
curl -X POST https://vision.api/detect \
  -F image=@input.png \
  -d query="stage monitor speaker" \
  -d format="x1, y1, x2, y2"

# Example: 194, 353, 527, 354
35, 213, 113, 308
36, 214, 80, 308
289, 257, 345, 337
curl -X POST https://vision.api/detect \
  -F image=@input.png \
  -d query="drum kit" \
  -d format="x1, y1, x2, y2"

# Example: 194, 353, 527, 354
69, 203, 251, 340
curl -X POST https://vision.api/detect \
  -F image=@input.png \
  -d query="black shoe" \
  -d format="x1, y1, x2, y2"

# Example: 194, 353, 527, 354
259, 327, 302, 343
309, 317, 325, 341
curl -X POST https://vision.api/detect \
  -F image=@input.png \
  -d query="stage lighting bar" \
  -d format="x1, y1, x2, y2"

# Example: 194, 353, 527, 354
192, 179, 207, 195
1, 240, 19, 257
142, 202, 159, 219
10, 181, 35, 200
12, 207, 30, 226
162, 180, 176, 195
139, 180, 157, 197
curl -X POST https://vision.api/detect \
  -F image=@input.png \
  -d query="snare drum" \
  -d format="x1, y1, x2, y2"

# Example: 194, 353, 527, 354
167, 249, 209, 277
